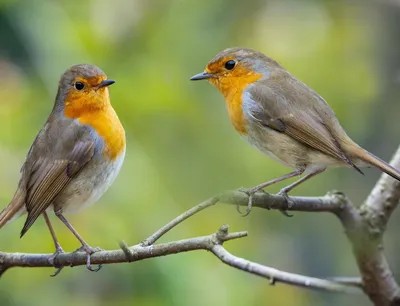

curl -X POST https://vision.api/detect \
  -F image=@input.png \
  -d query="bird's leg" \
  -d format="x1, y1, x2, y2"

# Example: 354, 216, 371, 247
277, 166, 326, 211
239, 169, 305, 217
43, 212, 65, 277
55, 211, 103, 272
44, 212, 64, 254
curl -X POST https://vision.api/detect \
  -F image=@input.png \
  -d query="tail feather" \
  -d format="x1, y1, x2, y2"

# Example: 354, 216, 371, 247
352, 147, 400, 181
0, 189, 25, 229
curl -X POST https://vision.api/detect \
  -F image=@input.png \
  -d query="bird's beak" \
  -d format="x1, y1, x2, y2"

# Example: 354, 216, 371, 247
190, 72, 214, 81
97, 79, 115, 88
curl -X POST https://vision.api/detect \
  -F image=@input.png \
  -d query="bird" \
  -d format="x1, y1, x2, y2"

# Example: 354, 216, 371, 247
0, 64, 126, 273
190, 47, 400, 216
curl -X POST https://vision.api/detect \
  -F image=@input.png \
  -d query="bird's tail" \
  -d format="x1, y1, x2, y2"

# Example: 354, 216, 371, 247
0, 189, 25, 229
349, 145, 400, 181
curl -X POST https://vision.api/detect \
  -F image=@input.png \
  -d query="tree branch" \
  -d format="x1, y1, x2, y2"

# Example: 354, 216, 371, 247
0, 223, 357, 293
0, 191, 359, 294
337, 146, 400, 306
141, 190, 346, 250
0, 225, 245, 273
363, 147, 400, 228
2, 146, 400, 305
0, 190, 347, 284
218, 190, 346, 213
210, 147, 400, 306
211, 245, 358, 293
142, 196, 219, 246
221, 145, 400, 305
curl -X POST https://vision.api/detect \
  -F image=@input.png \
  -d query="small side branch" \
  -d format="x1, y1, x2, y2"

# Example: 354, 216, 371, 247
142, 196, 219, 246
325, 277, 363, 288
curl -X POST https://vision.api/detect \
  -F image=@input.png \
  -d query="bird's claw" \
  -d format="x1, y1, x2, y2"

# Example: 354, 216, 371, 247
277, 189, 294, 217
48, 246, 65, 277
237, 187, 265, 217
50, 266, 64, 277
74, 245, 104, 272
86, 260, 103, 272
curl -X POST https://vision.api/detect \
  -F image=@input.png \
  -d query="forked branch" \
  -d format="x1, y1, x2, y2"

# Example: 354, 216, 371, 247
1, 146, 400, 306
0, 191, 360, 294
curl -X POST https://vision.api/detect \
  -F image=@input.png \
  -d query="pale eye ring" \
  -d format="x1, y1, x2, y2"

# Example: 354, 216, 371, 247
74, 82, 85, 90
224, 60, 236, 70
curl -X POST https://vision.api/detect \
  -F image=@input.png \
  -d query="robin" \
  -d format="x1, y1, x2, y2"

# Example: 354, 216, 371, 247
0, 64, 126, 272
190, 47, 400, 216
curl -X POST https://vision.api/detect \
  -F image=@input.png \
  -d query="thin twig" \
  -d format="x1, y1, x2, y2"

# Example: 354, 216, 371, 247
325, 277, 363, 288
142, 196, 219, 246
211, 245, 359, 294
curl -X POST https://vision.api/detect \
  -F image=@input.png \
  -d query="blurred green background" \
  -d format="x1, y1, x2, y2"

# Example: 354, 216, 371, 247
0, 0, 400, 305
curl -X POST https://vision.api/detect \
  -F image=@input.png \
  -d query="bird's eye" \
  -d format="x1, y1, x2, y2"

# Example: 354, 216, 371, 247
74, 82, 85, 90
224, 60, 236, 70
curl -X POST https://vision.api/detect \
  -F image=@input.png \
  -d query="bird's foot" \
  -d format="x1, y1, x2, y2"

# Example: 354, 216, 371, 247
238, 187, 267, 217
48, 245, 65, 277
74, 245, 104, 272
276, 189, 294, 217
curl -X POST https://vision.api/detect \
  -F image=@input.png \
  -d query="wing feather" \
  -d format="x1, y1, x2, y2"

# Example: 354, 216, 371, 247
20, 141, 94, 237
248, 72, 361, 173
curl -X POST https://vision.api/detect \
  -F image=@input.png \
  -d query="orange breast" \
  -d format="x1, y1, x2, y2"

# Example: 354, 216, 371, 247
64, 90, 125, 161
78, 107, 126, 160
224, 86, 248, 135
209, 72, 262, 135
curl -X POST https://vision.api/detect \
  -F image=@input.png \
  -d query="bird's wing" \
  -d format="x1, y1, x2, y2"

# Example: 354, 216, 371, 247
20, 117, 95, 236
247, 71, 361, 172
